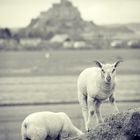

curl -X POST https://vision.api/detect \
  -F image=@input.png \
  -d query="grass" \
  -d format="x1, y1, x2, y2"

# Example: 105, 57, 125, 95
0, 75, 140, 104
0, 49, 140, 104
0, 49, 140, 76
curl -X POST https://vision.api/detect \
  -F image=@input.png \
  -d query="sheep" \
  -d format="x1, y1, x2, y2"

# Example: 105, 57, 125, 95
21, 111, 83, 140
77, 60, 122, 131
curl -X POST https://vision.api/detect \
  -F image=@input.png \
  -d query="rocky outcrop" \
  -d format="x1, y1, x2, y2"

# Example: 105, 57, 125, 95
18, 0, 134, 46
67, 108, 140, 140
29, 0, 82, 29
20, 0, 96, 39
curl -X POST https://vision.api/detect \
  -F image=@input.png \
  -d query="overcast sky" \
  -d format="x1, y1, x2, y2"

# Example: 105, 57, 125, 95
0, 0, 140, 28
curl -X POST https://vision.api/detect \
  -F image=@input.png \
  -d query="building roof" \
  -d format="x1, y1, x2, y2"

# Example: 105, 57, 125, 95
50, 34, 70, 43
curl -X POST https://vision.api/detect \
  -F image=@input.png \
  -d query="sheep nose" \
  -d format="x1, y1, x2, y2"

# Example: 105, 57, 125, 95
106, 75, 111, 81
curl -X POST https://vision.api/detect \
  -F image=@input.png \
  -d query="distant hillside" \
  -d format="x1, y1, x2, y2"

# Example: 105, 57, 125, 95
126, 23, 140, 33
19, 0, 98, 40
102, 23, 140, 40
101, 25, 133, 34
18, 0, 133, 40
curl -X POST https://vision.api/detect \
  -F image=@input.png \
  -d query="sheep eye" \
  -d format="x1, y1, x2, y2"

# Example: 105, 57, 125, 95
101, 69, 105, 73
112, 69, 115, 73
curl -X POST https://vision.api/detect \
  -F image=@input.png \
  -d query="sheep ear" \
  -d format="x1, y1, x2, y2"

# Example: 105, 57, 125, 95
95, 60, 103, 68
114, 60, 122, 68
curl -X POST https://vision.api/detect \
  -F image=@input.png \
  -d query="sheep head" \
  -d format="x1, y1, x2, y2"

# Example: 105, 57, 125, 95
95, 60, 122, 84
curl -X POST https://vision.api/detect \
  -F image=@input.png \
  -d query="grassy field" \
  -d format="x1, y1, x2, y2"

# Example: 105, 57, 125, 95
0, 49, 140, 140
0, 75, 140, 104
0, 49, 140, 104
0, 49, 140, 76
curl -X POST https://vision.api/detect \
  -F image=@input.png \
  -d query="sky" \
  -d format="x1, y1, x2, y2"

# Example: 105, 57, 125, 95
0, 0, 140, 28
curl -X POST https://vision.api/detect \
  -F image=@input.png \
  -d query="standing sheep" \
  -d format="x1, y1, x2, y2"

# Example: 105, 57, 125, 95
21, 111, 83, 140
77, 60, 121, 131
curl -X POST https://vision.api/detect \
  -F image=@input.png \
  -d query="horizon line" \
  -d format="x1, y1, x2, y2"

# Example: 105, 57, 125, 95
1, 22, 140, 29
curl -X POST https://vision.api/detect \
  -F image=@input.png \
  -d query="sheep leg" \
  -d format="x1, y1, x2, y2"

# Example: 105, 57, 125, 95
78, 93, 88, 130
21, 134, 26, 140
109, 95, 119, 114
86, 97, 96, 131
95, 101, 103, 123
31, 129, 47, 140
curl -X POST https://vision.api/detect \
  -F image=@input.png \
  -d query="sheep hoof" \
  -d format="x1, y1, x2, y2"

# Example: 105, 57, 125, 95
86, 128, 92, 132
85, 125, 93, 132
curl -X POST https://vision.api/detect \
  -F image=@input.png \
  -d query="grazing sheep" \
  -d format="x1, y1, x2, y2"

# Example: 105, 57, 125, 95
77, 60, 121, 131
21, 111, 83, 140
